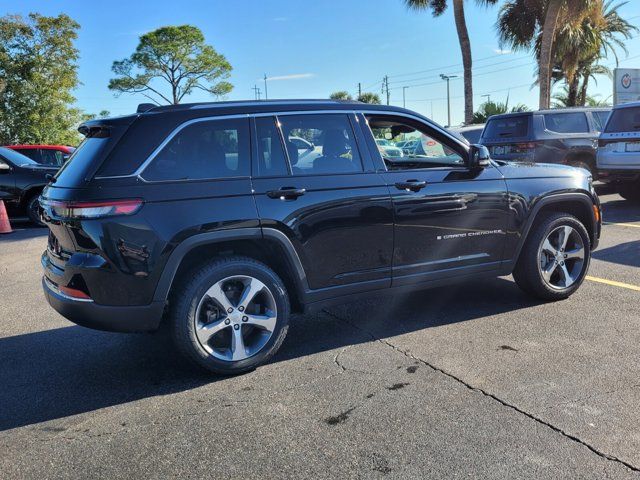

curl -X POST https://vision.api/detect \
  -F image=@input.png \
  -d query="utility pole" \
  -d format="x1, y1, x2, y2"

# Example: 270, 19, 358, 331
481, 94, 491, 104
358, 82, 362, 98
382, 76, 390, 105
402, 86, 408, 109
252, 85, 262, 100
440, 74, 458, 127
263, 74, 268, 100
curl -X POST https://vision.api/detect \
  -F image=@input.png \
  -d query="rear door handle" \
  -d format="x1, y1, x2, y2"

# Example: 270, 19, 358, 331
394, 180, 427, 192
266, 187, 306, 200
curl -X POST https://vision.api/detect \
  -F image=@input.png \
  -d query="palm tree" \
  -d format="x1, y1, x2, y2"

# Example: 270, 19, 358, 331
497, 0, 595, 109
357, 92, 382, 104
405, 0, 498, 125
552, 84, 611, 107
552, 0, 636, 106
472, 99, 529, 124
329, 91, 353, 101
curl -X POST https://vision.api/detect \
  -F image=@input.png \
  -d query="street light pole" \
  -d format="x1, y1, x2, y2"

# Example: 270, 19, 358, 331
402, 86, 408, 108
264, 74, 268, 100
440, 74, 457, 127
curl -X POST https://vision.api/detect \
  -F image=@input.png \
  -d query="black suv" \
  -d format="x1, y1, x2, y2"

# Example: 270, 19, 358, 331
0, 147, 58, 225
41, 100, 601, 374
480, 107, 610, 177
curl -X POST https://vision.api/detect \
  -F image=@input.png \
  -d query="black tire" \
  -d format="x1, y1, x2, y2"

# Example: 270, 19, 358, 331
513, 213, 591, 301
169, 256, 290, 375
618, 182, 640, 203
25, 193, 45, 226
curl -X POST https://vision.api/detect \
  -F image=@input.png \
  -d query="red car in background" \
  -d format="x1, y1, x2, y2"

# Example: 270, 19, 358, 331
4, 145, 75, 167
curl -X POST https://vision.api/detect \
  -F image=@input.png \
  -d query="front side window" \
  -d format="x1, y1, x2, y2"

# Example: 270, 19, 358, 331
40, 149, 64, 167
544, 113, 589, 133
14, 148, 41, 163
366, 115, 465, 170
278, 114, 362, 175
143, 118, 250, 181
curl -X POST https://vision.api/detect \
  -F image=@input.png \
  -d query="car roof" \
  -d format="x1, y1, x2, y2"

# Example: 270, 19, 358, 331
487, 106, 611, 121
452, 124, 485, 132
612, 101, 640, 110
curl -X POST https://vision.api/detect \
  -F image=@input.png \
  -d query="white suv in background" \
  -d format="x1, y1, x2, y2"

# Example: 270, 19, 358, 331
597, 101, 640, 202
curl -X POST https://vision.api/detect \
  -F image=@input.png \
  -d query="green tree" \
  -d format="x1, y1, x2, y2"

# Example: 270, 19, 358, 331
357, 92, 382, 104
329, 91, 353, 100
551, 0, 636, 106
109, 25, 233, 105
0, 13, 83, 145
552, 84, 611, 107
496, 0, 595, 109
404, 0, 498, 125
472, 99, 529, 124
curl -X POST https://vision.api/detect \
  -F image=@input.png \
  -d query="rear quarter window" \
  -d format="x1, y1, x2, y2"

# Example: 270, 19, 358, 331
483, 116, 529, 139
543, 112, 589, 133
605, 107, 640, 133
142, 118, 251, 181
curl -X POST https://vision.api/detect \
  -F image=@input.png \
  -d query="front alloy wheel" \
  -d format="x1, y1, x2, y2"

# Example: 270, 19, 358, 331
538, 226, 585, 290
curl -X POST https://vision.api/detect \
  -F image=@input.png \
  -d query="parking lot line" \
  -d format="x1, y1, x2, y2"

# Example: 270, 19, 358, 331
586, 275, 640, 292
603, 221, 640, 229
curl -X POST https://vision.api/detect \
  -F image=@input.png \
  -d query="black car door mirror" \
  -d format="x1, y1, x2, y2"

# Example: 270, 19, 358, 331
0, 160, 11, 173
469, 144, 491, 168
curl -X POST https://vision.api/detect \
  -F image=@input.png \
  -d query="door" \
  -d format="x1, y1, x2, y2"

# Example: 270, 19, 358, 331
251, 113, 394, 297
361, 113, 509, 286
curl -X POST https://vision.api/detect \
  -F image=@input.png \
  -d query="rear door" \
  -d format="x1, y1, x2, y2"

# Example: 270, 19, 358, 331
251, 112, 393, 296
361, 113, 509, 286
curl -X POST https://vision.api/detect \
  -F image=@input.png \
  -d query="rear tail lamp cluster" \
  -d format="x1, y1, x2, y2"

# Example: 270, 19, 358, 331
511, 142, 538, 153
45, 199, 143, 219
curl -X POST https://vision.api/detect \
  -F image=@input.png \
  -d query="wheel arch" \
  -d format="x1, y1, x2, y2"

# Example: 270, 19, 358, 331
154, 228, 308, 313
512, 193, 597, 266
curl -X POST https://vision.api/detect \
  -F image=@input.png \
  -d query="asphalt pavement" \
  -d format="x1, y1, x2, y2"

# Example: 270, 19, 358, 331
1, 192, 639, 479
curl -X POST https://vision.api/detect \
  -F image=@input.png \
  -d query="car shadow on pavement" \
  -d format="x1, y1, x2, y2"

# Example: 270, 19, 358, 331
592, 240, 640, 268
0, 277, 540, 432
601, 198, 640, 224
0, 227, 48, 243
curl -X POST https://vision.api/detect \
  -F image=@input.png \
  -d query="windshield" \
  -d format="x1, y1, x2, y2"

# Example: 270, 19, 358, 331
0, 147, 38, 167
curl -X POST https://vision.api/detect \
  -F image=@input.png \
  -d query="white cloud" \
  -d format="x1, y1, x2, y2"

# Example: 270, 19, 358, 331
265, 73, 316, 81
494, 48, 512, 55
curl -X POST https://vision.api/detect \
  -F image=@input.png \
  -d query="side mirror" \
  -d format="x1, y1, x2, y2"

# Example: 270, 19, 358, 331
469, 144, 491, 169
0, 161, 11, 173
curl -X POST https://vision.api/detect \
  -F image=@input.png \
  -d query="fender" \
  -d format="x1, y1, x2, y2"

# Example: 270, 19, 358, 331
152, 227, 310, 303
503, 192, 597, 273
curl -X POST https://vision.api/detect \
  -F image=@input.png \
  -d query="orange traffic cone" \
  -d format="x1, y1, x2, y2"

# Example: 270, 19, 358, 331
0, 200, 13, 234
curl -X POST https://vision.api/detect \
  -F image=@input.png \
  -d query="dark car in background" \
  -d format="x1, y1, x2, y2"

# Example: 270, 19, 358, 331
452, 124, 485, 144
0, 147, 57, 225
40, 100, 600, 375
479, 107, 610, 177
4, 145, 75, 167
597, 101, 640, 201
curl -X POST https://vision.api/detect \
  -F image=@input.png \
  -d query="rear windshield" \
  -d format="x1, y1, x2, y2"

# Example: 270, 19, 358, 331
0, 147, 38, 167
483, 115, 529, 139
52, 133, 111, 186
544, 112, 589, 133
604, 107, 640, 133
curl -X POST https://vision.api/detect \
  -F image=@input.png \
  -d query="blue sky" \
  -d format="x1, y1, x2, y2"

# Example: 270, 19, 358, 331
4, 0, 640, 125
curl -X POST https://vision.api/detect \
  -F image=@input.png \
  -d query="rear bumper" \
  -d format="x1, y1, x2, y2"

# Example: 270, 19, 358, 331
597, 169, 640, 183
43, 277, 164, 332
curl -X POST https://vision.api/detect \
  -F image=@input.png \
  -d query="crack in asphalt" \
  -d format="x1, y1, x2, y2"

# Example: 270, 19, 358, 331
323, 309, 640, 474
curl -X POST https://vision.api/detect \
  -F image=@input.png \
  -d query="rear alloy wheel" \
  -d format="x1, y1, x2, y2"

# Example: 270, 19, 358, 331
170, 256, 290, 375
513, 213, 590, 301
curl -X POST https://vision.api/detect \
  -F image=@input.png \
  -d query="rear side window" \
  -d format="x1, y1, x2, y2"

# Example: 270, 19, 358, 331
544, 113, 589, 133
483, 115, 529, 139
278, 114, 362, 175
254, 117, 289, 177
604, 107, 640, 133
142, 118, 250, 181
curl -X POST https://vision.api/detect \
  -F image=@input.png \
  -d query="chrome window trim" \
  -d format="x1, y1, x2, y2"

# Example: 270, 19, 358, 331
95, 109, 449, 180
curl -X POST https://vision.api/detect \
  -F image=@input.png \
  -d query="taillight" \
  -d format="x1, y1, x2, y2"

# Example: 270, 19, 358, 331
44, 199, 143, 219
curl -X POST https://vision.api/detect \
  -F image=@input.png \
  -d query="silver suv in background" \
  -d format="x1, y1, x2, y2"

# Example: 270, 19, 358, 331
597, 102, 640, 202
